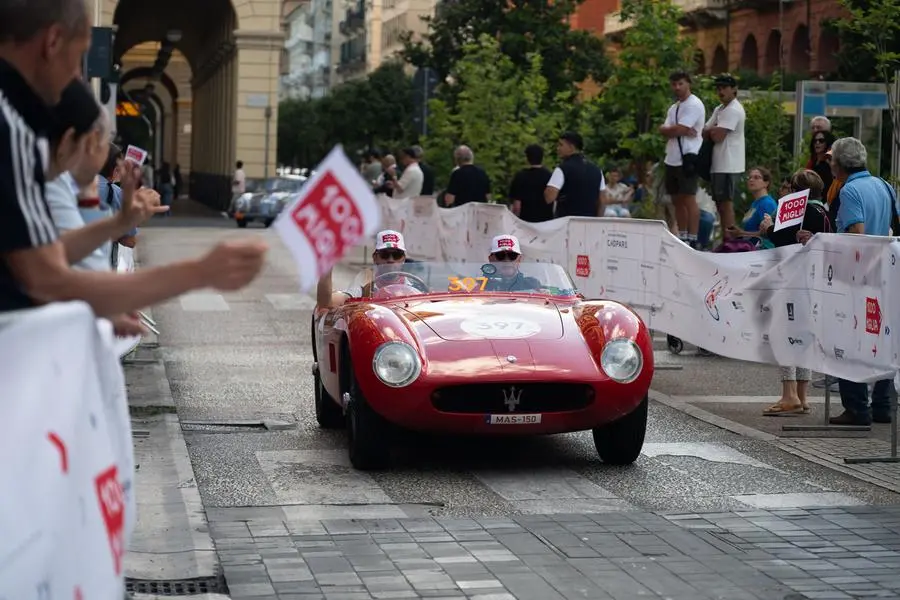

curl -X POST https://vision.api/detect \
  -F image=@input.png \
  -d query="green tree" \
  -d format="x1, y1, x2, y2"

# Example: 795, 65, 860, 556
401, 0, 610, 104
832, 0, 900, 155
277, 62, 416, 167
423, 34, 568, 199
587, 0, 694, 179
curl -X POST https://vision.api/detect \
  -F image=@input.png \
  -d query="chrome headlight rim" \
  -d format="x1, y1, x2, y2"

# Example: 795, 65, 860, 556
372, 341, 422, 388
600, 338, 643, 384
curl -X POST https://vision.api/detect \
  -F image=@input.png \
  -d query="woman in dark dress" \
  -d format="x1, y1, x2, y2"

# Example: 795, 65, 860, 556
758, 169, 831, 416
809, 130, 835, 195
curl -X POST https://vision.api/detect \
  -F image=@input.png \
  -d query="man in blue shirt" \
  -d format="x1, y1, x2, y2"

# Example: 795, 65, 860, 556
834, 137, 898, 236
829, 136, 898, 426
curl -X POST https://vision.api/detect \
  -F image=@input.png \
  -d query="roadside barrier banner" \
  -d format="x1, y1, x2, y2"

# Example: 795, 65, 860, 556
0, 302, 135, 599
379, 196, 899, 383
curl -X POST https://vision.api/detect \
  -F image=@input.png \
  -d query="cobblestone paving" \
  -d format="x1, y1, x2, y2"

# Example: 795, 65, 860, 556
208, 505, 900, 600
778, 438, 900, 496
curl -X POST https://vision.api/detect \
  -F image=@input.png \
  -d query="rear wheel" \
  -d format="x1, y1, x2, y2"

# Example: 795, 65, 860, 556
236, 218, 248, 228
592, 395, 648, 465
346, 360, 391, 470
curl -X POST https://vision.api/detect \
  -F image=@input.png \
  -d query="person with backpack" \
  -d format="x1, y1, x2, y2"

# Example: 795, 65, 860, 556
757, 169, 831, 416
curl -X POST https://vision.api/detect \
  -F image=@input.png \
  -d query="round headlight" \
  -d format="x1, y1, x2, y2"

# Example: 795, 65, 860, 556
600, 338, 643, 384
372, 342, 421, 387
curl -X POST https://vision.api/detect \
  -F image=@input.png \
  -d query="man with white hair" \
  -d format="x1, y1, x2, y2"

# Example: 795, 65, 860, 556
444, 145, 491, 206
827, 136, 899, 426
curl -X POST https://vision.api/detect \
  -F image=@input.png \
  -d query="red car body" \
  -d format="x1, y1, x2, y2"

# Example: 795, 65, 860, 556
313, 291, 654, 437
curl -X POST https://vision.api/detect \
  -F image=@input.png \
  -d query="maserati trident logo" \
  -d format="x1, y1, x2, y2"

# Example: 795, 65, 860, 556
502, 386, 523, 412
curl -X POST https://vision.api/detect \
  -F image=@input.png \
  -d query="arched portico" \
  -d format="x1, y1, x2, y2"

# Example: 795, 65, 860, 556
99, 0, 284, 209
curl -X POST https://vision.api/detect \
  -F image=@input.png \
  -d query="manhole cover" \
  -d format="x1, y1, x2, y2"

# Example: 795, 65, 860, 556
126, 575, 227, 596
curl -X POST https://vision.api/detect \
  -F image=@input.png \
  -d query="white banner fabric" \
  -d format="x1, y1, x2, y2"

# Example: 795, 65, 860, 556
378, 196, 899, 383
0, 302, 135, 599
114, 244, 142, 358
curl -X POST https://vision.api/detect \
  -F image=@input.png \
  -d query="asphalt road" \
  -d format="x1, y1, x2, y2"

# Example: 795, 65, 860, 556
138, 219, 899, 526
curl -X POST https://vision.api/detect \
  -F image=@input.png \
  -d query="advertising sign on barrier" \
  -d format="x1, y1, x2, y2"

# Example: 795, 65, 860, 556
0, 303, 134, 599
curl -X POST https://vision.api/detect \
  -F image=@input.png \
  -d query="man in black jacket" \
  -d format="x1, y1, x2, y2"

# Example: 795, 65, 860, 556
544, 132, 605, 218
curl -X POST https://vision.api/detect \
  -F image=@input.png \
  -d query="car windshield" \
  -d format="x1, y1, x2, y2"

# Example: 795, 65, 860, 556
347, 261, 578, 301
267, 177, 305, 193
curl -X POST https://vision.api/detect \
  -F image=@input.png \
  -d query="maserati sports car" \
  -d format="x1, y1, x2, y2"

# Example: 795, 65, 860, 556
311, 260, 654, 470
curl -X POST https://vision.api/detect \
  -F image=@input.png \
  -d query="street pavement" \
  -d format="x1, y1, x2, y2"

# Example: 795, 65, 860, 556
124, 207, 900, 599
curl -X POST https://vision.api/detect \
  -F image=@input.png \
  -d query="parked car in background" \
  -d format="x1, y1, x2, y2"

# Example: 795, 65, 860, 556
230, 174, 307, 228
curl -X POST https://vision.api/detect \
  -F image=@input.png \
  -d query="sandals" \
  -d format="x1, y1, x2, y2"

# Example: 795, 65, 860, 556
763, 402, 810, 416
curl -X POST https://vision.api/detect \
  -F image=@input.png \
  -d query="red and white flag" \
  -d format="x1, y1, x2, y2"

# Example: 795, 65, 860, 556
773, 188, 809, 232
274, 145, 381, 291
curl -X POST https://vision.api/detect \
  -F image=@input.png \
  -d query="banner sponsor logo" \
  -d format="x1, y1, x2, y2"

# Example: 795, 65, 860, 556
866, 297, 882, 335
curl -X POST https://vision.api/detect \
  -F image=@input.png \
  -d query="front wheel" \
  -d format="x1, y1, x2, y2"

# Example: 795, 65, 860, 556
346, 365, 391, 470
592, 395, 648, 465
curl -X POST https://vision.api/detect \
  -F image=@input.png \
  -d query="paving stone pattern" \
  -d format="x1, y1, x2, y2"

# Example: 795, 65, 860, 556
778, 438, 900, 496
207, 505, 900, 600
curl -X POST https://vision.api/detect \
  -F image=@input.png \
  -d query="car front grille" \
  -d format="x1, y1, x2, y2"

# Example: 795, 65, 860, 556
431, 383, 594, 414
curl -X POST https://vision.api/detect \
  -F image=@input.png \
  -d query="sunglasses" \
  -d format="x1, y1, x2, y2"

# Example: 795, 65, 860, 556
492, 252, 519, 262
814, 138, 826, 144
376, 249, 404, 260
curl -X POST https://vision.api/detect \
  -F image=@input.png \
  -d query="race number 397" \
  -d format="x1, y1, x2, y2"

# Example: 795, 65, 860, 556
291, 171, 363, 272
95, 465, 125, 575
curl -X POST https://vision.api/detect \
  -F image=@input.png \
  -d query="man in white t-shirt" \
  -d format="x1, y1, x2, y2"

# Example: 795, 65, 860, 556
659, 70, 706, 248
703, 73, 746, 231
386, 148, 424, 199
232, 160, 246, 194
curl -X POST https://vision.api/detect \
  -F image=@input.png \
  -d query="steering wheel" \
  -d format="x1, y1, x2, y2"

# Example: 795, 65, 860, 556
372, 271, 430, 294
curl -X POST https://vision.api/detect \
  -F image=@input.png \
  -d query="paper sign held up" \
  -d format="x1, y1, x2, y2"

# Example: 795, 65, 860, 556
774, 188, 809, 232
124, 145, 148, 166
274, 145, 381, 291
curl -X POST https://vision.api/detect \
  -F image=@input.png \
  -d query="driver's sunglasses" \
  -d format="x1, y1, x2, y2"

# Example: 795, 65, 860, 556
492, 251, 520, 262
376, 249, 404, 261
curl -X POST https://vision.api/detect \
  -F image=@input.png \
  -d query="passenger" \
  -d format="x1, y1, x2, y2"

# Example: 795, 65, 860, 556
316, 230, 410, 310
482, 235, 542, 292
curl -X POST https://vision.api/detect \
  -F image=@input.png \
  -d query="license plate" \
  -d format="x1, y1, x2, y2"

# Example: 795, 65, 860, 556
486, 414, 542, 425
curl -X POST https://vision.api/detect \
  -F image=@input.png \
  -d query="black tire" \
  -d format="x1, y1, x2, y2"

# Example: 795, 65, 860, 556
667, 335, 683, 355
346, 363, 391, 470
264, 218, 274, 228
236, 218, 248, 228
592, 395, 648, 465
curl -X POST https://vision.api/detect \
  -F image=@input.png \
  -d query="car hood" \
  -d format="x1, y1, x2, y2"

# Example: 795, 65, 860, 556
397, 296, 564, 342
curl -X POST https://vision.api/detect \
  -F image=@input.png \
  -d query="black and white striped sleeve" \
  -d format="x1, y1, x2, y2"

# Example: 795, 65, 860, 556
0, 101, 58, 253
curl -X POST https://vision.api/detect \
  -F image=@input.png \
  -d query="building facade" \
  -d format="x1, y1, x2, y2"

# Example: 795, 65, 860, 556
281, 0, 334, 99
605, 0, 845, 77
331, 0, 436, 84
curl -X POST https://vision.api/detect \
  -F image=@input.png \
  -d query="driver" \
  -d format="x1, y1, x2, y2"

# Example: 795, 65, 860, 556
316, 229, 409, 310
483, 235, 543, 292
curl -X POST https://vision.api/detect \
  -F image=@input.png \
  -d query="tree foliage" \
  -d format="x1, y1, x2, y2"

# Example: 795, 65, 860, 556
277, 62, 414, 167
831, 0, 900, 154
401, 0, 610, 104
583, 0, 694, 178
423, 34, 569, 199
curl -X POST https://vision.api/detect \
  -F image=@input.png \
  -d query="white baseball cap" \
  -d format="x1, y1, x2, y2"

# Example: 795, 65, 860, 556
375, 230, 406, 252
490, 234, 521, 255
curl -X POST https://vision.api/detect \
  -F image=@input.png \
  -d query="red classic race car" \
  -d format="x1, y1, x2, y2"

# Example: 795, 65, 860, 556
311, 260, 654, 470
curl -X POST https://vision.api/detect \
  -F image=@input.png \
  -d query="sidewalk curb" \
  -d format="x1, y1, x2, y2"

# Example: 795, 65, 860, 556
124, 306, 219, 583
648, 388, 900, 496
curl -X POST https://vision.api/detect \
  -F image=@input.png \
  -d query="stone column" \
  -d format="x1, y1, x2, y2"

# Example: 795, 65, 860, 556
233, 30, 285, 179
176, 98, 192, 175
